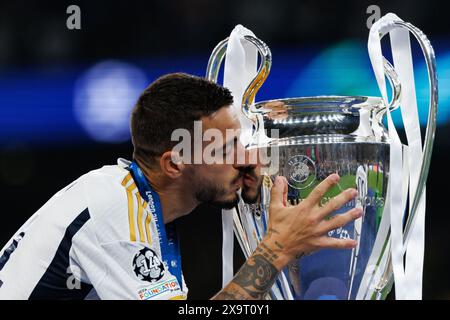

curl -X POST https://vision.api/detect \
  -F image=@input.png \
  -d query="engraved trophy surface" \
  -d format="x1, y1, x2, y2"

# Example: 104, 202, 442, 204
207, 19, 437, 299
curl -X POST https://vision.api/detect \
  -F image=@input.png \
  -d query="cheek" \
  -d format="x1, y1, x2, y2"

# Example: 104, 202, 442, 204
211, 165, 238, 185
218, 165, 237, 178
193, 164, 233, 180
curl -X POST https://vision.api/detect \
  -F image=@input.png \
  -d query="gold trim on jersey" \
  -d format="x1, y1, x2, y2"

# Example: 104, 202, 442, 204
263, 174, 273, 188
143, 201, 152, 246
136, 195, 145, 243
125, 182, 137, 242
122, 173, 152, 245
121, 173, 133, 188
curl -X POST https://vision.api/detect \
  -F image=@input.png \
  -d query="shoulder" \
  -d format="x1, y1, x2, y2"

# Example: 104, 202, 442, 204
83, 158, 132, 194
81, 158, 137, 244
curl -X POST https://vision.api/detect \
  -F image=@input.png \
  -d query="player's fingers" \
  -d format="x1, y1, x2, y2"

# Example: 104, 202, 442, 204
317, 236, 357, 249
270, 176, 288, 208
318, 208, 363, 234
303, 174, 340, 207
281, 177, 288, 207
318, 188, 358, 219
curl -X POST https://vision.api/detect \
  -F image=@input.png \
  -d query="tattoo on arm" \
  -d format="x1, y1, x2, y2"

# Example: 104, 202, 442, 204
267, 228, 284, 251
212, 244, 279, 300
267, 227, 279, 237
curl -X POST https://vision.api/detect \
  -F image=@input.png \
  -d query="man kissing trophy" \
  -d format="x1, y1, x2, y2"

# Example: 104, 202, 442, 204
207, 13, 437, 300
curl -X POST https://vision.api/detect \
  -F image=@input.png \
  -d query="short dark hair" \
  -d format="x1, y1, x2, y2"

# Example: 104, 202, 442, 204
131, 72, 234, 167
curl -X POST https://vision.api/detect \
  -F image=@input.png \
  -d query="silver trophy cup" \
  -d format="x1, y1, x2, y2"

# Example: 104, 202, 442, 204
207, 21, 437, 300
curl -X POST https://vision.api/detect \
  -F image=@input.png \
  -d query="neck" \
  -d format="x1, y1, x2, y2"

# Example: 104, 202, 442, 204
135, 160, 198, 224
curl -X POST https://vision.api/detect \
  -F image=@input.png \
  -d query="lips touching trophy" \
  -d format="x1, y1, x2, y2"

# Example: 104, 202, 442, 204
207, 14, 437, 300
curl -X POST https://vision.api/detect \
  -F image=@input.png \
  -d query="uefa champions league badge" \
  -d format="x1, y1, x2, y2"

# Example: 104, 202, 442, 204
285, 155, 316, 190
132, 247, 165, 283
133, 248, 182, 300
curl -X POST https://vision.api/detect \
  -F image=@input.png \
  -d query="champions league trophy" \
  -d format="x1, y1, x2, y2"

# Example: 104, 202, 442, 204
207, 14, 437, 300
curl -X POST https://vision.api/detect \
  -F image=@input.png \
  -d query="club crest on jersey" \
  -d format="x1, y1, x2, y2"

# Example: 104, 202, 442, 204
132, 247, 165, 283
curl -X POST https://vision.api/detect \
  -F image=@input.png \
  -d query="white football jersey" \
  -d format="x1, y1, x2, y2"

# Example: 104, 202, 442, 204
0, 158, 188, 300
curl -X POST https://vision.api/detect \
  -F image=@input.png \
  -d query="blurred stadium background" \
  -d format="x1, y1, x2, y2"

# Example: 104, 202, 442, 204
0, 0, 448, 299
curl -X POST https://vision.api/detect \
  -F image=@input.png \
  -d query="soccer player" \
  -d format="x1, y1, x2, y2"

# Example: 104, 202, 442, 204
0, 73, 361, 300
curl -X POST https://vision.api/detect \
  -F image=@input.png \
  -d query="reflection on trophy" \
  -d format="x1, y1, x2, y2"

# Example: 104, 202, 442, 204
207, 14, 437, 300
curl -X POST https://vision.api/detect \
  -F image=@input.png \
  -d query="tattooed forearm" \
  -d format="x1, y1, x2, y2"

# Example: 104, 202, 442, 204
212, 286, 248, 300
233, 254, 277, 299
258, 242, 278, 262
212, 243, 280, 300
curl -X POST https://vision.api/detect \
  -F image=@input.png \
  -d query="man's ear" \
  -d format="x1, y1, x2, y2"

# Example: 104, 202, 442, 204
159, 151, 184, 179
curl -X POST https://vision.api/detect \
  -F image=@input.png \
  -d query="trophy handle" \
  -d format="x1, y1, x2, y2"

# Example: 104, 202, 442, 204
383, 58, 402, 111
379, 21, 438, 250
205, 35, 272, 124
205, 38, 228, 83
240, 35, 272, 122
374, 21, 438, 299
374, 58, 402, 125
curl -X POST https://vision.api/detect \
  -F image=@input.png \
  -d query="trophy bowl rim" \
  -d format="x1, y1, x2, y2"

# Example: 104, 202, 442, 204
253, 95, 385, 114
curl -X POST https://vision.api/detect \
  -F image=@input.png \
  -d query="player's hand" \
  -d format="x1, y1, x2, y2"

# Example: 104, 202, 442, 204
263, 174, 361, 269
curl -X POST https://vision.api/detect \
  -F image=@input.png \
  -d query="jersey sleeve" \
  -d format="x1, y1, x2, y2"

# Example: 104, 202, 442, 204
69, 220, 187, 300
